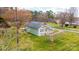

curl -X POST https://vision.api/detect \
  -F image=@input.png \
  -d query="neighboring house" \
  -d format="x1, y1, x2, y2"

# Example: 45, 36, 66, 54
32, 18, 57, 23
65, 20, 79, 26
74, 20, 79, 25
26, 21, 53, 36
65, 22, 70, 25
48, 18, 57, 23
55, 19, 61, 24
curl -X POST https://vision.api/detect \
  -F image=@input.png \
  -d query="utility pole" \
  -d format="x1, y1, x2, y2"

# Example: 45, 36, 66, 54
15, 7, 19, 50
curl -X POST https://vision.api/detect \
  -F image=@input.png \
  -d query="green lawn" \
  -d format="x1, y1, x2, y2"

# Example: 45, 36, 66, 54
53, 32, 79, 51
0, 27, 79, 51
48, 22, 60, 28
48, 22, 79, 31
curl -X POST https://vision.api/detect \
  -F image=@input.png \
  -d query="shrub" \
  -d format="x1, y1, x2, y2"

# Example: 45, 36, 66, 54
73, 25, 77, 28
65, 24, 69, 27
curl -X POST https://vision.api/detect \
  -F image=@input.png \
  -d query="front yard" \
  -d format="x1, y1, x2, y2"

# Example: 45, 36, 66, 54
0, 27, 79, 51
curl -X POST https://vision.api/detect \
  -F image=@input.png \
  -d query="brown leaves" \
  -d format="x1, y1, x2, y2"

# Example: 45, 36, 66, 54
2, 8, 32, 22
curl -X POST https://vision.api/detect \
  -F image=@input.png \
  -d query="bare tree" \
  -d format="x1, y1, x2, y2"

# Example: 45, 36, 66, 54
68, 7, 78, 26
57, 12, 67, 27
32, 11, 48, 22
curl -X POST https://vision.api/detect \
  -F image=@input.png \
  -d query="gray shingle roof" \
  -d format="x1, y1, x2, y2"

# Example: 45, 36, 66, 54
27, 21, 43, 29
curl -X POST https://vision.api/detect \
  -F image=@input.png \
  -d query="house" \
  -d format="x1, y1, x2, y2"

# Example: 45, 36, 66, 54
26, 21, 53, 36
65, 20, 79, 26
64, 19, 79, 28
74, 20, 79, 26
32, 18, 57, 23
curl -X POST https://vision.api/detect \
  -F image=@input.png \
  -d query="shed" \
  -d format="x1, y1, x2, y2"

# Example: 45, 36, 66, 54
26, 21, 53, 36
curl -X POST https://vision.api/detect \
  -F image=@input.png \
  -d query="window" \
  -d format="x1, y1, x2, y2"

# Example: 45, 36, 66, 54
40, 29, 44, 32
45, 28, 48, 31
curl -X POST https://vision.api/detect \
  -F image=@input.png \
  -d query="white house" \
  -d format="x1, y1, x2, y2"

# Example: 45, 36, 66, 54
26, 21, 53, 36
65, 20, 79, 26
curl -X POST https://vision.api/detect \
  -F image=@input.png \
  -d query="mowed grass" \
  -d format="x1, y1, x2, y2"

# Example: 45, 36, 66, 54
48, 22, 60, 28
0, 27, 79, 51
53, 32, 79, 51
48, 22, 79, 31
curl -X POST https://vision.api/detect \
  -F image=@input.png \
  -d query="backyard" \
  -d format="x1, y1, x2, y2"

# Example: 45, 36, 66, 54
0, 7, 79, 51
0, 26, 79, 51
48, 22, 79, 31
